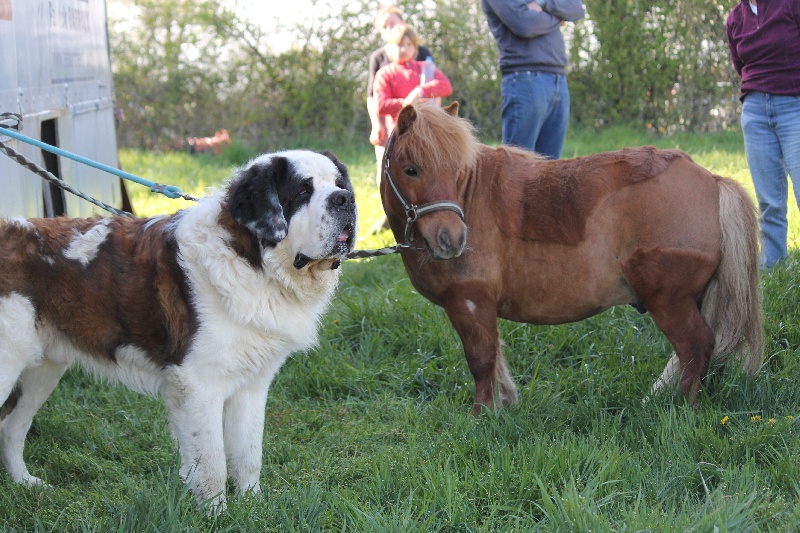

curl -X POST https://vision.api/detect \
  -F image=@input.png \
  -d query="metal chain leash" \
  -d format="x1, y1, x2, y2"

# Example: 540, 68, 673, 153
346, 243, 415, 259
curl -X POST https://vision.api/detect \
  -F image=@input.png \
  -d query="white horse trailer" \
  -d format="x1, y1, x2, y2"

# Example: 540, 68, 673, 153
0, 0, 127, 218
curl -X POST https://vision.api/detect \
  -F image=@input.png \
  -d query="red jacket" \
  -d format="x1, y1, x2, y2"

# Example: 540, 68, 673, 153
374, 60, 453, 132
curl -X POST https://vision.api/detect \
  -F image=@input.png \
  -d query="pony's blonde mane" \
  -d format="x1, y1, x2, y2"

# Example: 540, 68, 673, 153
399, 103, 481, 175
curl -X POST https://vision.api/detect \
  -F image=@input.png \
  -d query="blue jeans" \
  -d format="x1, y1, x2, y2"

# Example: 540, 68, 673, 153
501, 71, 569, 159
741, 92, 800, 268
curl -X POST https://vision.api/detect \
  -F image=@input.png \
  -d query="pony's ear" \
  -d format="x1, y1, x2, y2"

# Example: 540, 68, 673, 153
227, 157, 288, 247
396, 105, 418, 136
444, 101, 459, 116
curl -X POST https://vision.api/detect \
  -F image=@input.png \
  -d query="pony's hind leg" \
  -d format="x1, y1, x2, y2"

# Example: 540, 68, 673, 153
443, 290, 518, 413
623, 248, 718, 404
648, 303, 714, 403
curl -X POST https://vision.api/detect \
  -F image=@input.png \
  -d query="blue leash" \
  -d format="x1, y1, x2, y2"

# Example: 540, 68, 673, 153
0, 118, 196, 202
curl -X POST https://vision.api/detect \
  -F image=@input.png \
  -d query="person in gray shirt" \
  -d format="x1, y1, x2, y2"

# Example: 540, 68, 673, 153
482, 0, 585, 158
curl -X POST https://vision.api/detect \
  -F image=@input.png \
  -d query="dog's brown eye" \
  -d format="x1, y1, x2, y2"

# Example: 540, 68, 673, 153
298, 183, 312, 196
404, 167, 418, 178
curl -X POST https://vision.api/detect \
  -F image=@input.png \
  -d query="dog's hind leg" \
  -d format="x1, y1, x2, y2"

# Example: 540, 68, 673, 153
1, 360, 68, 486
0, 293, 67, 486
0, 294, 40, 402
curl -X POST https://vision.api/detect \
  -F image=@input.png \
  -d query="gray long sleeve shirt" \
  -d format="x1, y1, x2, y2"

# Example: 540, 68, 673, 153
482, 0, 585, 75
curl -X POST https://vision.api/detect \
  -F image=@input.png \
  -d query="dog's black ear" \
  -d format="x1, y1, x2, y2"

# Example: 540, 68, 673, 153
321, 150, 352, 189
227, 157, 288, 247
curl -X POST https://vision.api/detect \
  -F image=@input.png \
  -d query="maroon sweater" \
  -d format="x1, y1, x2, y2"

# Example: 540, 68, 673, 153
726, 0, 800, 101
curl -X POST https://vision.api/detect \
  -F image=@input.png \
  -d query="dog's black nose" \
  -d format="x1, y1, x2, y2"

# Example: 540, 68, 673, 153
328, 190, 355, 211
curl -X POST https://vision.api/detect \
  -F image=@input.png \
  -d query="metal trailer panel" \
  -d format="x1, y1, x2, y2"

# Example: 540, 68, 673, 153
0, 0, 121, 218
0, 131, 44, 217
62, 106, 121, 217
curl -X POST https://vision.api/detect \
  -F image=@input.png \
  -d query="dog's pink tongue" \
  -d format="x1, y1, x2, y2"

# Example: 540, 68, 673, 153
337, 229, 349, 242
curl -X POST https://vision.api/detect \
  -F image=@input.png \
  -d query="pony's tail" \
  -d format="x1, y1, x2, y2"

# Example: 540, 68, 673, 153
701, 177, 763, 374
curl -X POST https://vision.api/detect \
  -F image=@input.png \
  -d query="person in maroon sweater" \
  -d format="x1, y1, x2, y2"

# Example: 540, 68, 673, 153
727, 0, 800, 268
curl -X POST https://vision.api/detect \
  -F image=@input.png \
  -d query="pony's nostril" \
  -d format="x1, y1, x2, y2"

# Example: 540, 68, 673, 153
438, 229, 453, 250
458, 229, 467, 250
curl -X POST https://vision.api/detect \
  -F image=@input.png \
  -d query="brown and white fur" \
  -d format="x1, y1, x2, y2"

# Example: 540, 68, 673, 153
0, 150, 356, 508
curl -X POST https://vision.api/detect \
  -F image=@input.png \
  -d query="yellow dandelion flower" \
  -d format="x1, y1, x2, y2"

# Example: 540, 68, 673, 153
767, 418, 777, 425
751, 415, 762, 423
720, 416, 730, 425
786, 416, 795, 421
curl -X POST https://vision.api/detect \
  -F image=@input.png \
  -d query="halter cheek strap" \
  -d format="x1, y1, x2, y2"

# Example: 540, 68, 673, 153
383, 131, 466, 249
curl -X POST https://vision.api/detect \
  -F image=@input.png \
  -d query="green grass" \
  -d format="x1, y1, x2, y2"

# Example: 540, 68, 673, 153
3, 127, 800, 530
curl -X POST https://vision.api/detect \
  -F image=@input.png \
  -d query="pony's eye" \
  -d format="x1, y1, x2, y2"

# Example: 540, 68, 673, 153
404, 167, 418, 178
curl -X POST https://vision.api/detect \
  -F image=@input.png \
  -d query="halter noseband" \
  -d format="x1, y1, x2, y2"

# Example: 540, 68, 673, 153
383, 130, 465, 250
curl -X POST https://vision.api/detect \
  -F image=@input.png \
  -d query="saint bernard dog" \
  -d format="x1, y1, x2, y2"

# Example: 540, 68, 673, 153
0, 150, 356, 508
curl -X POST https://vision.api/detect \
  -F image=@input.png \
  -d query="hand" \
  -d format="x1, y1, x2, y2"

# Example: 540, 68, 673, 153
370, 123, 387, 146
527, 1, 542, 11
412, 97, 441, 108
402, 87, 425, 107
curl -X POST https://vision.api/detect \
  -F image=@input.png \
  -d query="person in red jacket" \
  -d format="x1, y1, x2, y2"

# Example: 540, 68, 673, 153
373, 24, 452, 137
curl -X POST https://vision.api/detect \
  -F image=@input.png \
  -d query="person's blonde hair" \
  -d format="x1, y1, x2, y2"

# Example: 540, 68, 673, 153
385, 23, 421, 48
374, 6, 404, 31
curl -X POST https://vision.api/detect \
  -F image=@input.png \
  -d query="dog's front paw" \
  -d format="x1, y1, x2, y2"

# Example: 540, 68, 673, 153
200, 493, 227, 516
19, 474, 52, 489
234, 481, 261, 500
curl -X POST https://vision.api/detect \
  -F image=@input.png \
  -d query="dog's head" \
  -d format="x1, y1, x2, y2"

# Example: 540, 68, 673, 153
227, 150, 357, 269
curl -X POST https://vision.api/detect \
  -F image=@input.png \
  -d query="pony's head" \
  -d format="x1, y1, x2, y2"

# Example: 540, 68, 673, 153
382, 102, 479, 260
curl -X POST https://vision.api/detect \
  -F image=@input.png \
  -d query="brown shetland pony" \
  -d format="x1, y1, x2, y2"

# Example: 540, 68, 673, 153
380, 102, 763, 412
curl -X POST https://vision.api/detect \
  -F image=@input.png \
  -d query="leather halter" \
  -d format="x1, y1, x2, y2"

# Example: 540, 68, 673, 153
383, 130, 466, 250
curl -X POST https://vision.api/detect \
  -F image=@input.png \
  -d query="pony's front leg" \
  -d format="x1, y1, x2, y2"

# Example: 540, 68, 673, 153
443, 289, 518, 413
163, 371, 227, 510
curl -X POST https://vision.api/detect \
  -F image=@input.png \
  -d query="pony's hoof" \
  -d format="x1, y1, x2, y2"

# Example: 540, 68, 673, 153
471, 402, 501, 415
